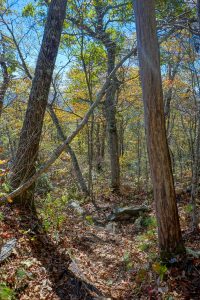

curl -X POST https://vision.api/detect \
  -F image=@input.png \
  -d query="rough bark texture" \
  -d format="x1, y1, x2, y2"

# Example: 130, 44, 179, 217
48, 105, 89, 196
0, 35, 9, 118
104, 44, 120, 191
134, 0, 185, 259
197, 0, 200, 29
10, 0, 67, 208
0, 61, 9, 118
190, 2, 200, 229
191, 110, 200, 229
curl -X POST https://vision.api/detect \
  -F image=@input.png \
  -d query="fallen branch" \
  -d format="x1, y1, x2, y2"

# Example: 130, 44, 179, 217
0, 48, 136, 205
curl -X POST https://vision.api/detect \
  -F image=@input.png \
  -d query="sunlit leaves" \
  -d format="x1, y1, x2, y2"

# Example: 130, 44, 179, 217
22, 3, 36, 17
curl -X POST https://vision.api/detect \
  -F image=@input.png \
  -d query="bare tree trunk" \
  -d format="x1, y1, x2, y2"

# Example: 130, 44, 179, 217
191, 110, 200, 229
190, 2, 200, 227
119, 118, 125, 157
0, 34, 9, 118
48, 105, 89, 196
10, 0, 67, 209
87, 116, 94, 197
0, 61, 9, 117
197, 0, 200, 29
104, 45, 120, 192
100, 121, 106, 163
95, 122, 102, 172
134, 0, 185, 259
136, 123, 142, 187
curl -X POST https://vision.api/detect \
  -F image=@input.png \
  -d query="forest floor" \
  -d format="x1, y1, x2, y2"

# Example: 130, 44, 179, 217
0, 170, 200, 299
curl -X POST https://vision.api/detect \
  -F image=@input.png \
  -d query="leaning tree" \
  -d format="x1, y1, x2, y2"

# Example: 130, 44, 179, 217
10, 0, 67, 209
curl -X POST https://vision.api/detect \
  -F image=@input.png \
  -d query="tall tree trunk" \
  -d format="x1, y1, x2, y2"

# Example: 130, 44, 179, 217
95, 122, 102, 172
191, 110, 200, 229
0, 61, 9, 118
87, 116, 94, 197
190, 3, 200, 229
100, 121, 106, 164
197, 0, 200, 29
48, 105, 89, 196
134, 0, 185, 259
188, 3, 200, 230
136, 123, 142, 187
10, 0, 67, 209
95, 120, 106, 172
0, 35, 9, 118
119, 119, 125, 157
104, 45, 120, 192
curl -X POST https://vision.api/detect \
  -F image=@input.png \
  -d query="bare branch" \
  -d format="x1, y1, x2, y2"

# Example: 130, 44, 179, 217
0, 48, 136, 204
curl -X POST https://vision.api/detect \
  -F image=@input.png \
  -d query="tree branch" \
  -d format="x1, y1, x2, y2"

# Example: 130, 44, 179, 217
0, 48, 136, 204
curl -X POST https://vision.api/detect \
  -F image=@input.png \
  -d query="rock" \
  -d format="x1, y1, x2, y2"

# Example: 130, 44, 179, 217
134, 216, 143, 230
68, 200, 85, 215
0, 238, 17, 263
107, 205, 150, 222
105, 222, 118, 234
186, 247, 200, 258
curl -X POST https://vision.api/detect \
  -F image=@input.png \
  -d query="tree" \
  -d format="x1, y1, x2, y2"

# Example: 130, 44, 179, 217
0, 34, 9, 118
197, 0, 200, 29
10, 0, 67, 209
134, 0, 185, 259
190, 0, 200, 230
66, 0, 133, 192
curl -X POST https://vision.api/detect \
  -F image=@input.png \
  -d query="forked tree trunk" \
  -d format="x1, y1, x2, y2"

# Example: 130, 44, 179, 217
134, 0, 185, 259
10, 0, 67, 209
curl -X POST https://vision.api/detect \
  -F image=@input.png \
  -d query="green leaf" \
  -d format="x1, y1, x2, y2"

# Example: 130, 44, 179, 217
0, 283, 15, 300
22, 3, 35, 17
16, 269, 27, 279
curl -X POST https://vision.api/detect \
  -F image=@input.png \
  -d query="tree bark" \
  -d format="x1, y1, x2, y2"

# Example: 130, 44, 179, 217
48, 105, 89, 196
87, 116, 94, 197
95, 122, 101, 171
191, 110, 200, 229
134, 0, 185, 259
10, 0, 67, 209
0, 35, 9, 118
190, 4, 200, 229
104, 44, 120, 191
95, 121, 106, 171
0, 61, 9, 118
197, 0, 200, 30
